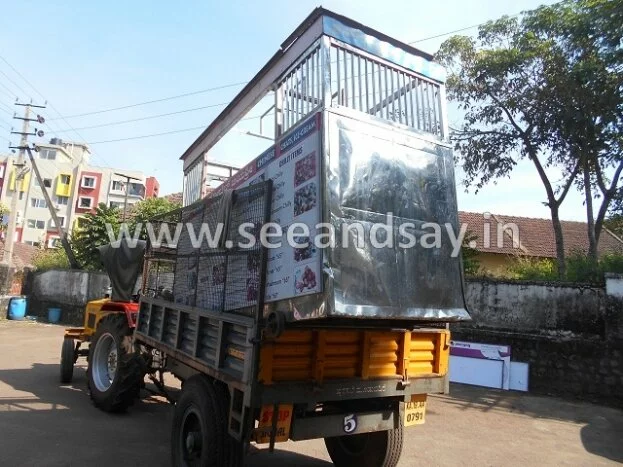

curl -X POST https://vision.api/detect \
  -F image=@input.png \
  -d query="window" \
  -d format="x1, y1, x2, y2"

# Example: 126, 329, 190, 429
39, 149, 57, 160
60, 174, 71, 185
49, 217, 65, 228
111, 180, 124, 191
25, 240, 41, 247
109, 201, 123, 209
57, 196, 69, 206
19, 192, 24, 200
82, 175, 97, 189
35, 178, 53, 188
47, 237, 61, 248
26, 219, 45, 229
128, 182, 145, 197
30, 198, 47, 208
78, 196, 93, 209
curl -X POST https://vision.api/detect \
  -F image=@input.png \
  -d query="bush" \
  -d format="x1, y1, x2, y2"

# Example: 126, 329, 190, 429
32, 248, 70, 271
506, 256, 558, 281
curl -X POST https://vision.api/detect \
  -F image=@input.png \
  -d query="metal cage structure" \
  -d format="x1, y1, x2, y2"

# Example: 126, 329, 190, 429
179, 8, 469, 324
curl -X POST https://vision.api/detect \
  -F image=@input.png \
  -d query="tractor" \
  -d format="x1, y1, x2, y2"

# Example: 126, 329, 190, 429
59, 239, 147, 412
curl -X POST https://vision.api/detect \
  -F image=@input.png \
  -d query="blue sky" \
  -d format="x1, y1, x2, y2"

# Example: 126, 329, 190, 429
0, 0, 587, 220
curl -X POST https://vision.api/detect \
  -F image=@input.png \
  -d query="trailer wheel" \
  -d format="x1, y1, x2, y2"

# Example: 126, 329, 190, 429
87, 314, 142, 412
60, 338, 75, 383
324, 424, 404, 467
172, 375, 227, 467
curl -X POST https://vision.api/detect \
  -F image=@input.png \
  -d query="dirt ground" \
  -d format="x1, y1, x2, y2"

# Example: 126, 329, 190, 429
0, 319, 621, 466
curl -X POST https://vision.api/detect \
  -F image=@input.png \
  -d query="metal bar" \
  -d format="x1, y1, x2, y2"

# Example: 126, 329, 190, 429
357, 54, 363, 112
371, 61, 377, 116
383, 66, 390, 120
342, 48, 348, 106
395, 71, 402, 124
402, 73, 409, 127
409, 78, 415, 128
335, 46, 341, 105
298, 62, 304, 119
425, 82, 433, 133
350, 50, 355, 110
364, 58, 369, 113
310, 52, 315, 111
415, 79, 422, 130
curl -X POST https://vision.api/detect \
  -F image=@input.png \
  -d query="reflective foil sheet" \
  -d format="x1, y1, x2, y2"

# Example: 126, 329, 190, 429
269, 110, 471, 322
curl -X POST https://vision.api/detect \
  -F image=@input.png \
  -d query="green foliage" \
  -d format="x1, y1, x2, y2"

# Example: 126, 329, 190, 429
462, 231, 481, 277
436, 0, 623, 273
507, 257, 558, 281
32, 247, 70, 271
128, 197, 181, 241
72, 203, 121, 270
506, 251, 623, 284
604, 214, 623, 239
565, 251, 623, 284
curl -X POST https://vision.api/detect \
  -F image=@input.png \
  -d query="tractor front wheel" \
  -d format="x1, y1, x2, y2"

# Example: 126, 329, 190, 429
87, 314, 142, 412
60, 338, 75, 384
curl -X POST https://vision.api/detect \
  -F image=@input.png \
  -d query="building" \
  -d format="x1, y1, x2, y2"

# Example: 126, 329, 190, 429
0, 138, 159, 248
459, 211, 623, 275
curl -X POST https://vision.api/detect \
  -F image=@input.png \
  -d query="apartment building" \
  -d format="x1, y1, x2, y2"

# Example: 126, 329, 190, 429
0, 138, 159, 247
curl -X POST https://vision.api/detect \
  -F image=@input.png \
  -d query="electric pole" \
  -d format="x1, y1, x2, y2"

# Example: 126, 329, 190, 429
114, 172, 141, 220
2, 102, 46, 280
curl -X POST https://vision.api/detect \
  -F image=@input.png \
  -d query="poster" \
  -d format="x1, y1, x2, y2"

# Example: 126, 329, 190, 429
212, 113, 323, 303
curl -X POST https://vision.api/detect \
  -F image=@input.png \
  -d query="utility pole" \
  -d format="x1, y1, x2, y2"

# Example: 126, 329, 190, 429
2, 102, 45, 281
114, 172, 141, 220
26, 147, 80, 269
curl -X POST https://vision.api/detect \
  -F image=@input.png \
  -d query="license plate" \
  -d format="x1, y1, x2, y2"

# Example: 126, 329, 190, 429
404, 394, 426, 426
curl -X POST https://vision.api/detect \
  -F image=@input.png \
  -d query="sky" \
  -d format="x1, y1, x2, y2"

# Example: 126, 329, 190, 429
0, 0, 589, 221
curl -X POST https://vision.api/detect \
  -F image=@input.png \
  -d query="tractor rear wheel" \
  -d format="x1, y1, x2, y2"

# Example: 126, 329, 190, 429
324, 423, 404, 467
60, 338, 75, 384
87, 314, 141, 412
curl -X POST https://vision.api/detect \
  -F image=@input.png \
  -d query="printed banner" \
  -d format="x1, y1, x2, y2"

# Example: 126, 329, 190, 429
213, 113, 323, 302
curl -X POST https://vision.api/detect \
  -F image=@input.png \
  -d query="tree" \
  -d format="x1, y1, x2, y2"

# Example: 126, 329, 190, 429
436, 0, 623, 276
524, 0, 623, 261
72, 203, 121, 270
128, 197, 181, 241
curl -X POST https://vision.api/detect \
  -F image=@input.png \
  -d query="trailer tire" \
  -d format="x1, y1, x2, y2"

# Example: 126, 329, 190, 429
324, 424, 404, 467
172, 375, 227, 467
60, 338, 75, 384
87, 314, 141, 412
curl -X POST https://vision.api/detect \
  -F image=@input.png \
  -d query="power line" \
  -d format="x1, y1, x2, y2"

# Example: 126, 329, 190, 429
54, 81, 248, 120
0, 67, 30, 100
86, 113, 272, 145
54, 101, 231, 132
0, 79, 18, 99
409, 22, 491, 44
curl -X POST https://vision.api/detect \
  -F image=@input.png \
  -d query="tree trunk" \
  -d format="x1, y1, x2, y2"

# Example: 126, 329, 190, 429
550, 206, 566, 278
582, 156, 598, 261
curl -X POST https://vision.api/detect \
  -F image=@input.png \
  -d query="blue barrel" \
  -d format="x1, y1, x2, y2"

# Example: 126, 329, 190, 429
7, 297, 27, 320
48, 307, 62, 323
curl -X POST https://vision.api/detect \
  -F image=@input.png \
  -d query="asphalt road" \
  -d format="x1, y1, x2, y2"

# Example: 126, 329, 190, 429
0, 319, 622, 466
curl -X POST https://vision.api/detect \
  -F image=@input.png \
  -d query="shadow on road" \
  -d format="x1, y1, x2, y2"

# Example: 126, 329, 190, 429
441, 383, 623, 463
0, 362, 330, 466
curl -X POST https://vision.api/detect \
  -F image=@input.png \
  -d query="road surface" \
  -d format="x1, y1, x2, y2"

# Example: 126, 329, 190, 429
0, 319, 621, 466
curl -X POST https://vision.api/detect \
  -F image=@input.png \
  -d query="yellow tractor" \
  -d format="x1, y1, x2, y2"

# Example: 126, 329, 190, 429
59, 239, 145, 412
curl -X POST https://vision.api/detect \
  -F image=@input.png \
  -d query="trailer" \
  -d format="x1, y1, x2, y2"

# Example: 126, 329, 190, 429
91, 8, 471, 466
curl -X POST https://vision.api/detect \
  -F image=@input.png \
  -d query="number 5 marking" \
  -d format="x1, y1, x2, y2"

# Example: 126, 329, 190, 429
343, 414, 357, 433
